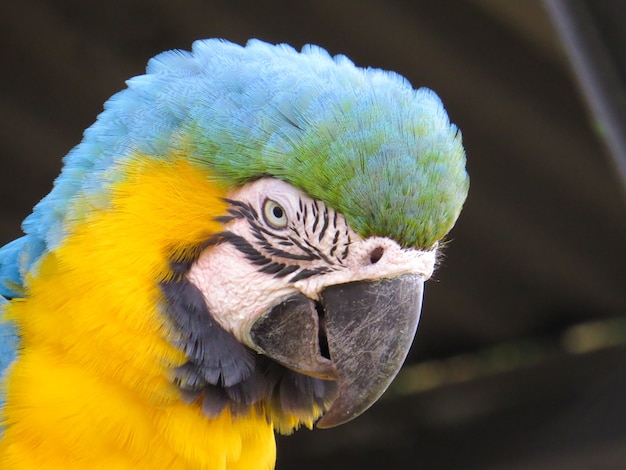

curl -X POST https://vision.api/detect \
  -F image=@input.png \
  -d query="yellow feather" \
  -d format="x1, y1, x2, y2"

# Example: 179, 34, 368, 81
0, 156, 276, 469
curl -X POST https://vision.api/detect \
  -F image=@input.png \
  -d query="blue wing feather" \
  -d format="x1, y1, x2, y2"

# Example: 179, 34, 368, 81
0, 237, 30, 299
0, 238, 23, 433
0, 296, 18, 429
0, 296, 17, 371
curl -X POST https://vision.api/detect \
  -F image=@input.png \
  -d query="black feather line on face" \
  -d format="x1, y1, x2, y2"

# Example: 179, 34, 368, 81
259, 262, 287, 275
311, 201, 319, 232
273, 264, 300, 278
221, 198, 259, 220
300, 237, 333, 265
318, 207, 330, 243
216, 232, 271, 265
252, 222, 290, 242
214, 215, 236, 224
289, 267, 331, 283
329, 229, 341, 257
341, 233, 351, 260
269, 243, 318, 261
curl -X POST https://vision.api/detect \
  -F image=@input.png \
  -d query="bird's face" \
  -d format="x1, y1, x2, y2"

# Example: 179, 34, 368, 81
183, 178, 436, 427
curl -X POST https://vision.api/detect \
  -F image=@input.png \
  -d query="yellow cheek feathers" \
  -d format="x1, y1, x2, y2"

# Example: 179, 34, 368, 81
0, 156, 276, 469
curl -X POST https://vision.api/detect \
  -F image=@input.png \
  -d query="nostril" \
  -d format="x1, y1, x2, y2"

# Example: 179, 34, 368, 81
369, 246, 384, 264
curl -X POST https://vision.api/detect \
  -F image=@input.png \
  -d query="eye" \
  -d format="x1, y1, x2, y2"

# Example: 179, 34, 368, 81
262, 199, 288, 229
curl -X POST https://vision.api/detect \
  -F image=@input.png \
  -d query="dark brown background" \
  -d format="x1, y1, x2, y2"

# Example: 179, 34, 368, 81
1, 1, 625, 468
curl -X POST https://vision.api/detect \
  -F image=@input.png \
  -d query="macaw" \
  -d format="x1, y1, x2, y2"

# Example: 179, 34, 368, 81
0, 39, 468, 469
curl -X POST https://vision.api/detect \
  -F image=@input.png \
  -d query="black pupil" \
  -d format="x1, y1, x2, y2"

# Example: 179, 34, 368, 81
272, 206, 284, 219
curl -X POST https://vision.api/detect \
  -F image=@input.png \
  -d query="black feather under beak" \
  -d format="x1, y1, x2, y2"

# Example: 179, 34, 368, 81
250, 274, 424, 428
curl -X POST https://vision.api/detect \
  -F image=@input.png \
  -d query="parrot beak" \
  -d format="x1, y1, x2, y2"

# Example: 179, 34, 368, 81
250, 273, 424, 428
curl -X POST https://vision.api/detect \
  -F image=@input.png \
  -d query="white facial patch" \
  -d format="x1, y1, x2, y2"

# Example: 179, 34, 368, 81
187, 238, 296, 346
186, 178, 437, 349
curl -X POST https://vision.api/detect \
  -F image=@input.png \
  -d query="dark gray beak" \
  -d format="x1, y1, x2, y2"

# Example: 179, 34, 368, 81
250, 273, 424, 428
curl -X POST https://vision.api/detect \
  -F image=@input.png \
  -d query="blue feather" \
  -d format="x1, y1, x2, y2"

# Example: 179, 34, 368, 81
0, 296, 18, 427
0, 237, 29, 298
0, 38, 467, 297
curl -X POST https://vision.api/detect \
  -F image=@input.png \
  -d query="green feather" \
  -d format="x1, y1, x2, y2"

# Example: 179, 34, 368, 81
178, 41, 468, 247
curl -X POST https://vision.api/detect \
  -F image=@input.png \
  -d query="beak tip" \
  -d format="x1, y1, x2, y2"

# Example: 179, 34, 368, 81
315, 414, 345, 429
315, 403, 363, 428
315, 274, 425, 429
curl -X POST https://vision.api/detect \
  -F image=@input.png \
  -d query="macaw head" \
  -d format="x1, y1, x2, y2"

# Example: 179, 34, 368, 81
8, 39, 469, 433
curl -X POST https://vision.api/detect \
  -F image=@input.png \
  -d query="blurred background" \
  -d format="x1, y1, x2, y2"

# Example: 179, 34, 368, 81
1, 1, 625, 468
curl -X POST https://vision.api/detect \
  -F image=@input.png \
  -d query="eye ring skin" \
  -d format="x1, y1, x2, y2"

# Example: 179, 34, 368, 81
262, 198, 288, 229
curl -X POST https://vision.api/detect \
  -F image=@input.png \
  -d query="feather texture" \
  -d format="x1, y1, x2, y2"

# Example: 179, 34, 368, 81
0, 39, 468, 301
0, 157, 276, 468
0, 39, 469, 468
